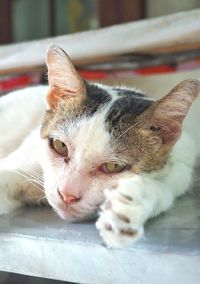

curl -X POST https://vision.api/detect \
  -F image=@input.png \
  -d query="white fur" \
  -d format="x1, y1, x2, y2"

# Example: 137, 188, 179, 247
0, 85, 197, 247
96, 132, 196, 247
0, 87, 46, 214
0, 86, 47, 157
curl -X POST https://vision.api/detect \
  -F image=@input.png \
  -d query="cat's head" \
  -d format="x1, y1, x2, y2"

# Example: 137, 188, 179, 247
40, 44, 200, 220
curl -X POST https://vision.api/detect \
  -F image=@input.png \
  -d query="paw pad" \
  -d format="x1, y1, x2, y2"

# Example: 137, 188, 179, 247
120, 228, 137, 237
104, 223, 112, 231
116, 213, 130, 223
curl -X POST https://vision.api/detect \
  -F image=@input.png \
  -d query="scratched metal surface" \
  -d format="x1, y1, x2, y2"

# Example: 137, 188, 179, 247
0, 177, 199, 254
0, 165, 199, 284
0, 188, 199, 254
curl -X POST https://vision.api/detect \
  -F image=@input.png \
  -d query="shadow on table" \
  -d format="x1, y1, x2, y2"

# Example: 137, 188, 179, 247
0, 271, 76, 284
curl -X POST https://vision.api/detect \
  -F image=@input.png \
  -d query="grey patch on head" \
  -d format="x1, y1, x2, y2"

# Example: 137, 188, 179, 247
114, 88, 148, 99
61, 82, 112, 123
83, 82, 112, 116
105, 89, 153, 135
106, 93, 153, 123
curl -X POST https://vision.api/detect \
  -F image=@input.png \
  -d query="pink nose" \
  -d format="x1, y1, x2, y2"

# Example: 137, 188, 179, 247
59, 191, 80, 204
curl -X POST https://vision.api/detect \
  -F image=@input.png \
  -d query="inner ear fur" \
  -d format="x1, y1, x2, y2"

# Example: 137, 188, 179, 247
46, 44, 86, 109
138, 79, 200, 144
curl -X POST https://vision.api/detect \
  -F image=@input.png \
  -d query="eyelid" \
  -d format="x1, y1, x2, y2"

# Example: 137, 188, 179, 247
48, 137, 54, 148
48, 138, 68, 157
99, 162, 130, 174
48, 135, 60, 140
107, 160, 127, 168
48, 136, 65, 147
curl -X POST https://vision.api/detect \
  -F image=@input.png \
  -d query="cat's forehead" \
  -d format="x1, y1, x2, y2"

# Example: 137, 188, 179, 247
86, 83, 154, 134
86, 83, 153, 117
41, 82, 154, 140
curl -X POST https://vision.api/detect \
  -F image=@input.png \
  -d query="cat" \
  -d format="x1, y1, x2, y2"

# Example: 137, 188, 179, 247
0, 44, 199, 248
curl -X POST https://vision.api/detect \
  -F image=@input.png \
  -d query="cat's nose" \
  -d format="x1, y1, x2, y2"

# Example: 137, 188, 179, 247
59, 191, 80, 204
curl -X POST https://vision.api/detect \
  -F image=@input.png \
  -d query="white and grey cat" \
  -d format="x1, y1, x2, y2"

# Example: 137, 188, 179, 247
0, 45, 199, 247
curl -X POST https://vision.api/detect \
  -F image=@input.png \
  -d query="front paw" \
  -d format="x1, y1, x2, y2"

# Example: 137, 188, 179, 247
96, 177, 145, 248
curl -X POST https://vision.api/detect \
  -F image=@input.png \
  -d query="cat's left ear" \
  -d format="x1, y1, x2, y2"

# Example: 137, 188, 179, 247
46, 44, 86, 109
140, 79, 200, 144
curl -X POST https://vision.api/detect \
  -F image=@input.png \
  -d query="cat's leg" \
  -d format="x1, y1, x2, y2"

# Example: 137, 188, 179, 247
96, 167, 193, 247
0, 167, 45, 215
96, 136, 196, 247
0, 129, 45, 215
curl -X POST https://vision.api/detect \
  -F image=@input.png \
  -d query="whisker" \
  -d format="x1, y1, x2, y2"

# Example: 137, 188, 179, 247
18, 164, 44, 177
37, 196, 47, 203
19, 166, 44, 182
17, 167, 44, 186
113, 121, 142, 144
20, 177, 44, 190
20, 179, 45, 194
11, 169, 45, 193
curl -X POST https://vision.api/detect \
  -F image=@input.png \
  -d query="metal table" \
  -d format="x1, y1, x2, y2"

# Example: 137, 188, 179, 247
0, 179, 199, 284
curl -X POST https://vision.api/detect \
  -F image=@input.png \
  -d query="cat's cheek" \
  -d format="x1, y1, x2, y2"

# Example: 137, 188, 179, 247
44, 188, 58, 209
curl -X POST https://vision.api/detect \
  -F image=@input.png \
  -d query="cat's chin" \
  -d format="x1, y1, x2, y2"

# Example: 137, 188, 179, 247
54, 205, 96, 222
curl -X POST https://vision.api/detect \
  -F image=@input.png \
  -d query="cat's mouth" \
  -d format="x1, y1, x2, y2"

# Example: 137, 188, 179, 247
55, 202, 98, 221
46, 190, 100, 221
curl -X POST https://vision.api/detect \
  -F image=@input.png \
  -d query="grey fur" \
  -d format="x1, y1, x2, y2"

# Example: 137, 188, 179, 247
84, 82, 112, 115
105, 88, 153, 135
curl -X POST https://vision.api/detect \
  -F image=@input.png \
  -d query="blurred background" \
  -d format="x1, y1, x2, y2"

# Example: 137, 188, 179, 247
0, 0, 200, 45
0, 0, 200, 95
0, 1, 200, 284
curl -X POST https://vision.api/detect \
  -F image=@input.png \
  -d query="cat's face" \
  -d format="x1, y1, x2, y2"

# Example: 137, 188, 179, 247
39, 45, 199, 220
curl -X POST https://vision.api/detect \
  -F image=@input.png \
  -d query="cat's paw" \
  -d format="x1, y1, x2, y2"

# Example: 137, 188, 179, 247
96, 176, 146, 248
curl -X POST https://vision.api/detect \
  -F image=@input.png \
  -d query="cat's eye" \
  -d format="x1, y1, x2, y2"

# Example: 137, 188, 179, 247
100, 162, 126, 174
50, 138, 68, 156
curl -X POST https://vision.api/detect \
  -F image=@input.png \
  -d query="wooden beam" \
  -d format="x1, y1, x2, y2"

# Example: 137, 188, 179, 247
0, 9, 200, 75
0, 0, 12, 44
49, 0, 56, 37
98, 0, 144, 27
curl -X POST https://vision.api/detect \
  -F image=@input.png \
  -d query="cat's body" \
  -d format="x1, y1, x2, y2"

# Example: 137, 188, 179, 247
0, 45, 199, 247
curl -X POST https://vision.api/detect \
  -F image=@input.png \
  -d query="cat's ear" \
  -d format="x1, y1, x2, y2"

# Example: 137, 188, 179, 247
140, 79, 200, 144
46, 44, 86, 109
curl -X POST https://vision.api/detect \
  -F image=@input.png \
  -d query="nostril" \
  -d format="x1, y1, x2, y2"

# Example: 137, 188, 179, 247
58, 191, 81, 204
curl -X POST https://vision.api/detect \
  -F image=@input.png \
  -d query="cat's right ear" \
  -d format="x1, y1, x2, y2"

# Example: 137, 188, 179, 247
46, 44, 86, 110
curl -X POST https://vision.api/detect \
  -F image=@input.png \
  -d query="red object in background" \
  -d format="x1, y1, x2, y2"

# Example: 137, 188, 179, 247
79, 70, 109, 80
0, 73, 41, 94
79, 65, 176, 81
0, 75, 31, 92
136, 65, 176, 75
1, 59, 198, 93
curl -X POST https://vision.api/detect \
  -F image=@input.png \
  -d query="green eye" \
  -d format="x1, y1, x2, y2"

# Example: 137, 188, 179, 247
100, 162, 126, 174
50, 139, 68, 156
